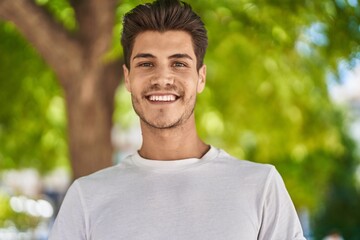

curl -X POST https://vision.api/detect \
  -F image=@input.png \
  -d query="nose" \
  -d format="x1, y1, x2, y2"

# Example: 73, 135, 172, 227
150, 67, 174, 87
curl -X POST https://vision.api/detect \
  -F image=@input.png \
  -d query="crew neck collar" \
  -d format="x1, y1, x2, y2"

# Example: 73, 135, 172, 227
130, 145, 219, 171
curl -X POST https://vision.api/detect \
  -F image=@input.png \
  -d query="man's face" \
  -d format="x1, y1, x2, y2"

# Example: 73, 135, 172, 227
123, 30, 206, 129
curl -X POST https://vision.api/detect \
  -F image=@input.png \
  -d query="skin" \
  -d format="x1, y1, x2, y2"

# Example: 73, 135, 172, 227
123, 30, 209, 160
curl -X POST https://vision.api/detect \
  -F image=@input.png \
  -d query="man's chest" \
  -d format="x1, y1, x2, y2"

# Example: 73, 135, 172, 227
87, 180, 262, 239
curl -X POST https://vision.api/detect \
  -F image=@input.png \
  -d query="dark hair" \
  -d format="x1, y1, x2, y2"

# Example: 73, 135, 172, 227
121, 0, 208, 70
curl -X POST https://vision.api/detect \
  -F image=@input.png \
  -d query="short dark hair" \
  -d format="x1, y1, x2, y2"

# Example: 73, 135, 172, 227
121, 0, 208, 70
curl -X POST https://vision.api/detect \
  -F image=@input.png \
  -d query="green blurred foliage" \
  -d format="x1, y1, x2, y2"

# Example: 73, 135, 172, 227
35, 0, 76, 30
0, 192, 12, 226
0, 21, 68, 173
1, 0, 360, 238
312, 132, 360, 239
0, 192, 41, 230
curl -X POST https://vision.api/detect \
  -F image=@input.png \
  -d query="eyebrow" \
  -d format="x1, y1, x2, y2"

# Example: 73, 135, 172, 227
132, 53, 193, 61
168, 53, 193, 61
132, 53, 155, 60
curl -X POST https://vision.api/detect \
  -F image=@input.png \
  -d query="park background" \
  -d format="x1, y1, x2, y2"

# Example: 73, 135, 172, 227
0, 0, 360, 239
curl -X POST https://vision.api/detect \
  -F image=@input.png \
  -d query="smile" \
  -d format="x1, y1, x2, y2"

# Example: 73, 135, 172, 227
147, 94, 179, 102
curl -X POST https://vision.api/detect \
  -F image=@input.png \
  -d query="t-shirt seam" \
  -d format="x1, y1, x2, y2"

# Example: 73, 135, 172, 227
128, 148, 220, 173
129, 156, 211, 172
257, 165, 276, 234
75, 180, 90, 239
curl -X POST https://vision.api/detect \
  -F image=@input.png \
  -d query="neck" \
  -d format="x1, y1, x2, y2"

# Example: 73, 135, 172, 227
139, 115, 209, 160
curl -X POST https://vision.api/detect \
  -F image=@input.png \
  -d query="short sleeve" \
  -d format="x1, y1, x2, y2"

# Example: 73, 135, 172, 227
49, 180, 88, 240
258, 167, 306, 240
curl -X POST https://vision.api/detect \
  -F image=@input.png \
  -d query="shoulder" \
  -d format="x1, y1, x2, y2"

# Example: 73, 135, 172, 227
214, 147, 276, 181
73, 154, 136, 192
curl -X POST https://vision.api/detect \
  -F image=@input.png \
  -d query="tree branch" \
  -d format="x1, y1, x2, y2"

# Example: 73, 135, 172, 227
70, 0, 119, 61
0, 0, 82, 86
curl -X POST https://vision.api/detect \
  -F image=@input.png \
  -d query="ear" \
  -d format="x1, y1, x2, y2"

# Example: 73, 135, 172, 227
197, 64, 206, 93
123, 64, 131, 92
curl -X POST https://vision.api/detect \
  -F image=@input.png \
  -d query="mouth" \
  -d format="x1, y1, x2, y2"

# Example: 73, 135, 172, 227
145, 94, 180, 103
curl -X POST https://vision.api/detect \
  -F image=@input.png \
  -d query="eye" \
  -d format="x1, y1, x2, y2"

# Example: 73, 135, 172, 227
172, 62, 188, 68
136, 62, 154, 68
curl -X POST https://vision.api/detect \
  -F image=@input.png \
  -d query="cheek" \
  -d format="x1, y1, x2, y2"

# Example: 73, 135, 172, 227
128, 74, 144, 89
182, 77, 199, 91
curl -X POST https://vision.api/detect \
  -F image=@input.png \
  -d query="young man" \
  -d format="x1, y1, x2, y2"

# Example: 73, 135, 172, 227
50, 0, 306, 239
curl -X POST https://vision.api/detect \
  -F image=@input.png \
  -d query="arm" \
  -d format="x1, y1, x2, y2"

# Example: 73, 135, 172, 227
258, 167, 306, 240
49, 181, 88, 240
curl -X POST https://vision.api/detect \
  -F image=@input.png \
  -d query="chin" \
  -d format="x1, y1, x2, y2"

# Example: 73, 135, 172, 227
140, 115, 184, 129
146, 120, 182, 129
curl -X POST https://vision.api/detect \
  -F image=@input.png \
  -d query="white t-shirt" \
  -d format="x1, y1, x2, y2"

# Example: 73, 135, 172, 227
49, 146, 305, 240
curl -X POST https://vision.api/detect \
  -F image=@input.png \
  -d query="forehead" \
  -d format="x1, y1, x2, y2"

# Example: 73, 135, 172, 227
131, 30, 195, 59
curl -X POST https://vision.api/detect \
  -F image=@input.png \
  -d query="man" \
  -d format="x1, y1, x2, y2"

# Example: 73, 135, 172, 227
49, 0, 306, 239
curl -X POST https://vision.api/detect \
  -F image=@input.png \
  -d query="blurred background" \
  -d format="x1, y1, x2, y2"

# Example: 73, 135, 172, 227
0, 0, 359, 239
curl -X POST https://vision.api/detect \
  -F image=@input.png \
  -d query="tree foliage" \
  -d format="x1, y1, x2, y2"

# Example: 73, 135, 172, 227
0, 22, 67, 173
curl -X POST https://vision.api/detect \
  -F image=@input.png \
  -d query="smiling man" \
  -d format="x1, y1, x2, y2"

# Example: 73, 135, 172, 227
123, 30, 209, 160
126, 32, 204, 129
49, 0, 306, 239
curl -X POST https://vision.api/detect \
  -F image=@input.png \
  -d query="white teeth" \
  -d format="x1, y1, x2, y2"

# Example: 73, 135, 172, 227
149, 95, 176, 102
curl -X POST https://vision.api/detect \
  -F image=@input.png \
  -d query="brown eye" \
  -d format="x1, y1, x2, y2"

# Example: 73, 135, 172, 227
173, 62, 187, 68
137, 62, 154, 67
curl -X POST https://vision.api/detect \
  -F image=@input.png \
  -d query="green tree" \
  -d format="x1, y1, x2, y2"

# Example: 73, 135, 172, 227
311, 129, 360, 239
0, 21, 67, 173
0, 0, 124, 178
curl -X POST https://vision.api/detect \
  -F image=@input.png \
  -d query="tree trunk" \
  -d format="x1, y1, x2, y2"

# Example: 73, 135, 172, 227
64, 61, 122, 179
0, 0, 122, 179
